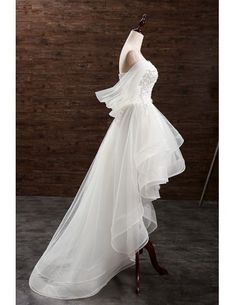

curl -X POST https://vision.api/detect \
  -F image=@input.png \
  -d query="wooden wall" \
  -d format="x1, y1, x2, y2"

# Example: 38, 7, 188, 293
16, 0, 218, 200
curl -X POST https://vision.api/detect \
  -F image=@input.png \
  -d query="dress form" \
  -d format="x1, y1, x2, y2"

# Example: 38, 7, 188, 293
119, 30, 145, 74
118, 16, 169, 294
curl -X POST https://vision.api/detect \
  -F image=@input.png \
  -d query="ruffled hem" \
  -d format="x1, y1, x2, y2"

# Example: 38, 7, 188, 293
136, 140, 186, 201
29, 259, 136, 300
110, 142, 185, 258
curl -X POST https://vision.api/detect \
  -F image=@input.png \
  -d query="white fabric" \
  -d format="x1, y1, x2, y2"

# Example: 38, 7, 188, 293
29, 58, 186, 299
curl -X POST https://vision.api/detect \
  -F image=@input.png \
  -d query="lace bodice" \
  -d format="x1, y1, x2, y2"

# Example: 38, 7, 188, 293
138, 68, 158, 100
95, 59, 158, 119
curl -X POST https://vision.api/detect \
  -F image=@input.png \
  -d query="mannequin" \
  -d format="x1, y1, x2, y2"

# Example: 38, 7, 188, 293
119, 14, 147, 74
119, 15, 169, 294
119, 30, 144, 74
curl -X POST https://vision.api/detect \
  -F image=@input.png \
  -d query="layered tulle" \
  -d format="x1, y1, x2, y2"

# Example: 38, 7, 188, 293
29, 101, 185, 299
29, 58, 186, 299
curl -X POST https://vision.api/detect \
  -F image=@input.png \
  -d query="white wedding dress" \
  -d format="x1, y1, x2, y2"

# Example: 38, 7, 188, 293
29, 57, 186, 299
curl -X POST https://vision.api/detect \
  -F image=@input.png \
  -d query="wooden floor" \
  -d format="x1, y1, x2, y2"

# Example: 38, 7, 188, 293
16, 197, 218, 305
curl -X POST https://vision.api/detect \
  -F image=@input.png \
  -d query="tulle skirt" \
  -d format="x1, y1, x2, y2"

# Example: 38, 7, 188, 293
29, 101, 185, 299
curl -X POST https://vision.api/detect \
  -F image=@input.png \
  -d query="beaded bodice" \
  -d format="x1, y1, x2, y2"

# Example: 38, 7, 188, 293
138, 68, 158, 100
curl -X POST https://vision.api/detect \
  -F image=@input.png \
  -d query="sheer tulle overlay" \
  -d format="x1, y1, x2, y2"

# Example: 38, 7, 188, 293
29, 58, 186, 299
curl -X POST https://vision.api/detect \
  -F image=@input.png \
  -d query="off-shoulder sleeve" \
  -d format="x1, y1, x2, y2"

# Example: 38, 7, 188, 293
95, 82, 121, 107
95, 60, 148, 118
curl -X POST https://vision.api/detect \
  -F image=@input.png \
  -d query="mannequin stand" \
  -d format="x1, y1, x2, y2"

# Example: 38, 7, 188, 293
135, 239, 168, 294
